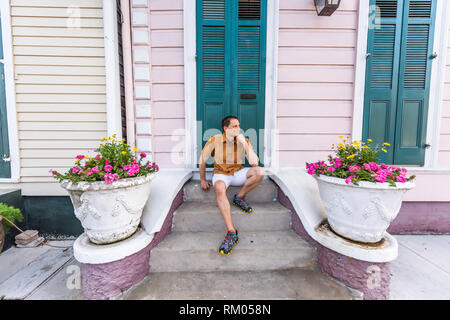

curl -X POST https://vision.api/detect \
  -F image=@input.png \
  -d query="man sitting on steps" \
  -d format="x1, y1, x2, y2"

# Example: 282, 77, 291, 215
199, 115, 265, 255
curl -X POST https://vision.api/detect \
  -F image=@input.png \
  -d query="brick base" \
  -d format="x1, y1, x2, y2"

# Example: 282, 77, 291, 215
276, 184, 391, 300
80, 187, 184, 299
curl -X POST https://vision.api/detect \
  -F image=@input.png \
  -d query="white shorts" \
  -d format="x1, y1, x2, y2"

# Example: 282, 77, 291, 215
212, 167, 251, 189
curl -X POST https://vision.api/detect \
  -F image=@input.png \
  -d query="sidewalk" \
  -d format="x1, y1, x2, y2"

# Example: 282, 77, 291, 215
0, 235, 449, 300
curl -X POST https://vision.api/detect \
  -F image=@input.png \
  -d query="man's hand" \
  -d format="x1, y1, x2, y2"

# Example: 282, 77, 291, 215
236, 133, 246, 145
201, 179, 211, 191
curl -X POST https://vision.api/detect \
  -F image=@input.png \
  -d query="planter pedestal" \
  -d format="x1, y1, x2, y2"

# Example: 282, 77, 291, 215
73, 228, 154, 300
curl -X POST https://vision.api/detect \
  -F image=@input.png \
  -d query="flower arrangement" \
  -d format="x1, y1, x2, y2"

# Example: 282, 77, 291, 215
306, 136, 416, 187
49, 135, 159, 184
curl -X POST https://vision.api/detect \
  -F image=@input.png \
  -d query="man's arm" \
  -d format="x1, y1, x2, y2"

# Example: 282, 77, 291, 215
199, 137, 215, 190
238, 136, 259, 166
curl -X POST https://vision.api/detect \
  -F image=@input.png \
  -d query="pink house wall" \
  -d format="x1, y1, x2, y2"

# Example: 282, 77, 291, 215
276, 0, 358, 167
128, 0, 450, 201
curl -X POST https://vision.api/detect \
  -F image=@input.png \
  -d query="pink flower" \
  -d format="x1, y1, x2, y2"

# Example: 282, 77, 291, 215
140, 152, 147, 158
91, 166, 99, 173
345, 176, 353, 184
87, 170, 93, 176
105, 159, 111, 165
72, 166, 80, 174
333, 160, 342, 169
113, 173, 120, 181
328, 167, 335, 173
396, 176, 406, 183
155, 164, 159, 172
147, 163, 153, 169
76, 155, 85, 160
104, 173, 114, 184
348, 165, 361, 173
104, 164, 113, 173
95, 154, 101, 160
307, 164, 315, 175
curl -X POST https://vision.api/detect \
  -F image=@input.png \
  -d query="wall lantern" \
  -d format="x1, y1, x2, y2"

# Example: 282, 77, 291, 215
314, 0, 341, 16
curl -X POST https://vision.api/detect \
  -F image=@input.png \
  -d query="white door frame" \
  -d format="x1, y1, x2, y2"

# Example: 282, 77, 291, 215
352, 0, 450, 169
0, 1, 19, 182
183, 0, 279, 172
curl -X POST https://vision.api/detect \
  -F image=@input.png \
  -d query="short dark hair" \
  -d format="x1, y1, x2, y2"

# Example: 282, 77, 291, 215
221, 115, 238, 132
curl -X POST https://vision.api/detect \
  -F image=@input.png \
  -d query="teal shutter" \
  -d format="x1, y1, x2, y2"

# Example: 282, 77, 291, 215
0, 14, 11, 178
197, 0, 230, 145
363, 0, 404, 164
233, 0, 266, 167
394, 0, 436, 164
197, 0, 266, 167
363, 0, 436, 165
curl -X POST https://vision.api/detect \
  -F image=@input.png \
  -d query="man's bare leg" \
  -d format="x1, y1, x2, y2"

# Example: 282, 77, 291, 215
214, 180, 236, 232
236, 166, 265, 198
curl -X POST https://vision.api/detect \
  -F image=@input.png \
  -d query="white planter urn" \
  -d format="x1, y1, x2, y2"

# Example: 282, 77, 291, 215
312, 174, 415, 243
60, 173, 155, 244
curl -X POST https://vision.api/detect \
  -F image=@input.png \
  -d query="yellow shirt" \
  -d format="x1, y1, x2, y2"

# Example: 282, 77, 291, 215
201, 133, 256, 175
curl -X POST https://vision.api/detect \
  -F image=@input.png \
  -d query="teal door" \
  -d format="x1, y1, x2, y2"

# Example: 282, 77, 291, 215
196, 0, 267, 167
0, 15, 11, 178
363, 0, 436, 165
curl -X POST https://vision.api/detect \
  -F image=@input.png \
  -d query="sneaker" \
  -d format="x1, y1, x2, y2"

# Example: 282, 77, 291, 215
218, 230, 239, 255
233, 194, 253, 213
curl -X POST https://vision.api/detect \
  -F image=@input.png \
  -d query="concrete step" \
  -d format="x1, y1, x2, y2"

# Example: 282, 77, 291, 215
116, 268, 356, 300
149, 230, 316, 272
183, 179, 278, 203
172, 201, 292, 232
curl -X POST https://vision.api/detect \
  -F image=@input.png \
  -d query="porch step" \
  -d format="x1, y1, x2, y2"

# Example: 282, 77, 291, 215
149, 230, 316, 273
116, 268, 355, 300
182, 179, 278, 203
172, 201, 292, 232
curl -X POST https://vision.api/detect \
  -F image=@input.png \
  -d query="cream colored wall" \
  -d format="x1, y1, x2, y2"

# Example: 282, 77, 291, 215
1, 0, 108, 195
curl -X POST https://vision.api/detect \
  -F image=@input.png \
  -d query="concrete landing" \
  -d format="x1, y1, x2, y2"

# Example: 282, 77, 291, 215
115, 268, 356, 300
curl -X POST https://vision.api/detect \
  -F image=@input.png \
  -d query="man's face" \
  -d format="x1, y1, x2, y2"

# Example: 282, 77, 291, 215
224, 119, 240, 137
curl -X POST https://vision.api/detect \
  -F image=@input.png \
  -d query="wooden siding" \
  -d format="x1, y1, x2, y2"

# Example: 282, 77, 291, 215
10, 0, 107, 193
276, 0, 357, 167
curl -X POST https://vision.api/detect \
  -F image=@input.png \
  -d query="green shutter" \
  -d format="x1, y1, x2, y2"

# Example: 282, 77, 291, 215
363, 0, 436, 165
197, 0, 229, 147
0, 14, 11, 178
363, 0, 403, 164
233, 0, 266, 166
394, 0, 436, 164
197, 0, 266, 167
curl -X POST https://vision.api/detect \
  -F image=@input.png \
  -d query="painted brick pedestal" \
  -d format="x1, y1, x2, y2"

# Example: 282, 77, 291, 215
77, 188, 184, 300
277, 184, 391, 300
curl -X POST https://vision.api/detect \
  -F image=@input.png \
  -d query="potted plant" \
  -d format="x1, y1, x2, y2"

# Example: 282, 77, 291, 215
0, 202, 24, 253
50, 135, 159, 245
306, 136, 416, 243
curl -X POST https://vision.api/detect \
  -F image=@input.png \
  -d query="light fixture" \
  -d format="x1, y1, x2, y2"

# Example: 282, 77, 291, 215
314, 0, 341, 16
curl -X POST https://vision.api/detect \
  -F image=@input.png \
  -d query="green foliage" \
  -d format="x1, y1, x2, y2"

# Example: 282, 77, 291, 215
0, 202, 23, 234
50, 135, 159, 184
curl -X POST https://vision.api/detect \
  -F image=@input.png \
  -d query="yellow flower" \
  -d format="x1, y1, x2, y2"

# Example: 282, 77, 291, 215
338, 135, 344, 139
75, 159, 80, 163
362, 145, 369, 149
101, 138, 106, 142
132, 147, 138, 152
121, 151, 127, 155
367, 139, 373, 142
382, 148, 387, 153
347, 154, 355, 159
338, 143, 345, 149
383, 142, 391, 146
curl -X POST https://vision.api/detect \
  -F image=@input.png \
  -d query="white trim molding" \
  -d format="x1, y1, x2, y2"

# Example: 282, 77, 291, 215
103, 0, 123, 140
352, 0, 449, 169
183, 0, 197, 170
183, 0, 279, 171
0, 1, 20, 183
